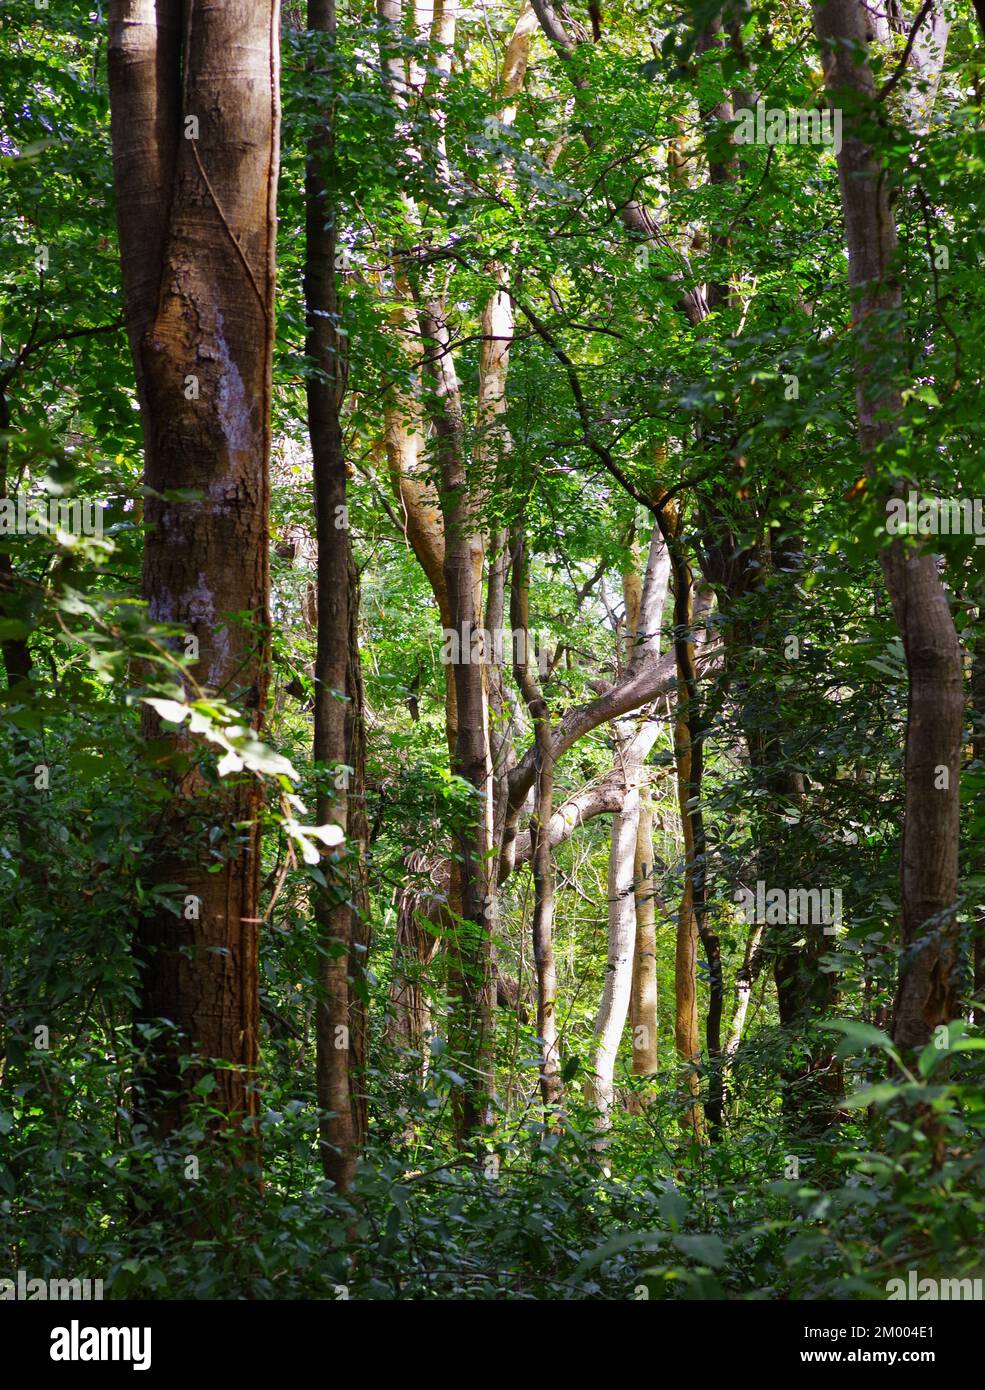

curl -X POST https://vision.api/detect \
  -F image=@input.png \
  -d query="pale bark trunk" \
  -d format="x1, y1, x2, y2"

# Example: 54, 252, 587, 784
584, 525, 670, 1122
625, 536, 662, 1083
585, 771, 640, 1119
724, 922, 763, 1059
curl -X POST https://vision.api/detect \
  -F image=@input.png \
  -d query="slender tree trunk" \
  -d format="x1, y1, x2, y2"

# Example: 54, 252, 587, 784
0, 392, 32, 693
971, 606, 985, 1025
108, 0, 280, 1138
305, 0, 368, 1190
511, 526, 561, 1108
630, 781, 660, 1079
724, 921, 763, 1059
0, 388, 41, 1087
418, 301, 496, 1143
658, 495, 720, 1136
344, 550, 371, 1149
673, 672, 704, 1142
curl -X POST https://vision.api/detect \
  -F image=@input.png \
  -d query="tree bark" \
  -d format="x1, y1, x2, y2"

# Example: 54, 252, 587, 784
510, 524, 562, 1108
657, 492, 720, 1137
418, 299, 496, 1143
0, 391, 33, 694
630, 782, 660, 1079
584, 524, 670, 1123
108, 0, 280, 1138
305, 0, 368, 1190
814, 0, 964, 1053
585, 758, 640, 1120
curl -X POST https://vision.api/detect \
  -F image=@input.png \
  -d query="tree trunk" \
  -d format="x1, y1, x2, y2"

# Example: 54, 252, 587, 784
970, 603, 985, 1025
585, 763, 640, 1120
108, 0, 280, 1138
584, 524, 670, 1123
814, 0, 964, 1053
0, 391, 32, 694
658, 494, 719, 1136
673, 677, 704, 1142
724, 921, 763, 1059
630, 782, 659, 1079
418, 300, 496, 1143
511, 525, 562, 1108
305, 0, 368, 1190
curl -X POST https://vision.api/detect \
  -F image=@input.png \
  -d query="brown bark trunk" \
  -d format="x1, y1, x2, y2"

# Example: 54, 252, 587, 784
387, 853, 447, 1057
108, 0, 280, 1139
510, 525, 561, 1108
0, 392, 32, 693
344, 550, 371, 1150
658, 495, 721, 1136
585, 525, 671, 1124
630, 782, 659, 1078
814, 0, 964, 1053
305, 0, 368, 1190
971, 609, 985, 1025
673, 705, 703, 1142
418, 300, 496, 1142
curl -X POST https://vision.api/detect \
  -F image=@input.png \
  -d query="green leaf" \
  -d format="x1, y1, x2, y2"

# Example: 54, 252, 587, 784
671, 1233, 726, 1268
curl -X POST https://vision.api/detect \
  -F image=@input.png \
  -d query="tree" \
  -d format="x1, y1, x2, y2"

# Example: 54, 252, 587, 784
107, 0, 280, 1134
813, 0, 963, 1052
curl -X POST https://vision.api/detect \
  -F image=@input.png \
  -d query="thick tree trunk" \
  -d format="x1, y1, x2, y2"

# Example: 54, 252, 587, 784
108, 0, 280, 1137
814, 0, 964, 1053
305, 0, 368, 1190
